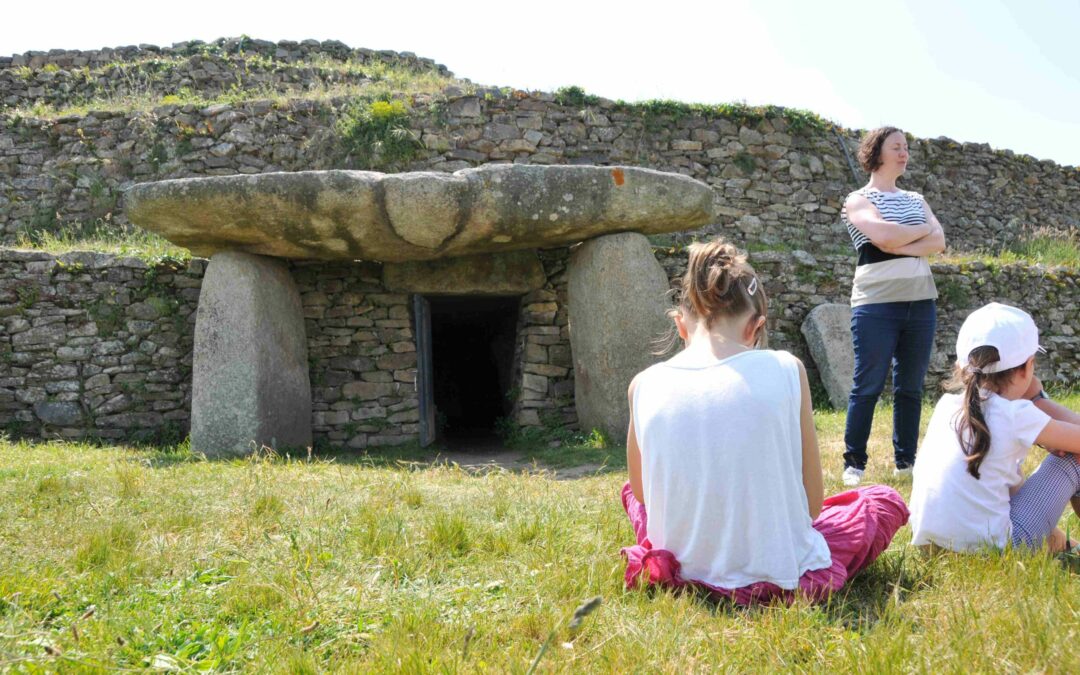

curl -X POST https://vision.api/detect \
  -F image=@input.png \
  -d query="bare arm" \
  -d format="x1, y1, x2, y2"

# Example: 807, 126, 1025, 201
798, 360, 823, 519
1037, 399, 1080, 426
845, 194, 932, 249
1021, 376, 1080, 462
627, 376, 644, 503
879, 200, 946, 257
880, 226, 945, 257
1035, 419, 1080, 456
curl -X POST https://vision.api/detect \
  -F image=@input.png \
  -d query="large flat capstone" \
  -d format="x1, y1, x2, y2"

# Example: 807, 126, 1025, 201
568, 232, 673, 440
191, 251, 311, 457
124, 165, 715, 261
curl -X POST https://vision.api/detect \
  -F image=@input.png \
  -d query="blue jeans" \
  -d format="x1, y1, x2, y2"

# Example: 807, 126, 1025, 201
843, 299, 937, 471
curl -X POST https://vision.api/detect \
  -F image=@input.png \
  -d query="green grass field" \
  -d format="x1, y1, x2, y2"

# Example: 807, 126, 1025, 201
2, 399, 1079, 672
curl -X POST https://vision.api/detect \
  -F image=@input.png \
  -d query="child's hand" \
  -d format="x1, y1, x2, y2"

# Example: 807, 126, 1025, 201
1049, 448, 1080, 463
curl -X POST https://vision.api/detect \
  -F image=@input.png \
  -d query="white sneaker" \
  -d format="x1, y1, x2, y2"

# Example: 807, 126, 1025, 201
842, 466, 865, 487
893, 466, 913, 479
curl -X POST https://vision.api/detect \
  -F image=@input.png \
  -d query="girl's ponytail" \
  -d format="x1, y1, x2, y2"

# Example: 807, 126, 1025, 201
958, 366, 992, 480
947, 345, 1023, 480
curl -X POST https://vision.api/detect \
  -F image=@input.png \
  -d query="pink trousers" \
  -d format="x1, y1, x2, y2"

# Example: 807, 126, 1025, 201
620, 482, 909, 605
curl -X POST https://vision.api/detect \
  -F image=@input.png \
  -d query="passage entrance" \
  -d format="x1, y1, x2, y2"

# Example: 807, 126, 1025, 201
414, 295, 520, 445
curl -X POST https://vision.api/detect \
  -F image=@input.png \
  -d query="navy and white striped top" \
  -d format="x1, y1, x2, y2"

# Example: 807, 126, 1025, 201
841, 187, 938, 307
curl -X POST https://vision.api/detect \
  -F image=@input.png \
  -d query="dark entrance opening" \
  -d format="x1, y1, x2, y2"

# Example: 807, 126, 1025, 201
428, 295, 520, 443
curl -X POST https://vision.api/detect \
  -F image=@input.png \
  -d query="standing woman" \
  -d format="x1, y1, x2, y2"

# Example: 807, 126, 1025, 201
841, 127, 946, 486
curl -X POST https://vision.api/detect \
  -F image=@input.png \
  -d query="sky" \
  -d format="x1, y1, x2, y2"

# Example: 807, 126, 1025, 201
3, 0, 1078, 166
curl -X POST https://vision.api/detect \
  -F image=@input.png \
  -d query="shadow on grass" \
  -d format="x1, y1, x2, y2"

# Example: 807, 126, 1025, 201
626, 543, 930, 633
2, 427, 627, 478
1, 426, 196, 467
315, 437, 627, 477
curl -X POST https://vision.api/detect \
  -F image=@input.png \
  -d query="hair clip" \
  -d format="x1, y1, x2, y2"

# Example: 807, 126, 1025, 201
966, 364, 983, 374
746, 277, 759, 296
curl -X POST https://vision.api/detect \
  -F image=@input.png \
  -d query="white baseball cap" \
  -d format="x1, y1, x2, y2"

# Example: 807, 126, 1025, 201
956, 302, 1045, 374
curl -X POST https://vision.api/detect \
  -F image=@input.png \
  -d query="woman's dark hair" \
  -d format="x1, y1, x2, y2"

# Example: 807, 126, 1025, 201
857, 126, 904, 173
945, 346, 1027, 479
656, 238, 768, 354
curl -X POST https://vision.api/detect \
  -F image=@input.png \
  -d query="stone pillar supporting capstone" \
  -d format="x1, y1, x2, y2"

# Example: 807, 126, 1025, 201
567, 232, 673, 441
191, 251, 312, 457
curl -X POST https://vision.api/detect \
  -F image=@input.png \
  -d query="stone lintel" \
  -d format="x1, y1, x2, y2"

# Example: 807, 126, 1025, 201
382, 249, 546, 295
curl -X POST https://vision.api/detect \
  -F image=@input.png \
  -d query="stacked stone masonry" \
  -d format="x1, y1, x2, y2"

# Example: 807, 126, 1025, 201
293, 261, 421, 450
1, 38, 448, 109
510, 250, 576, 430
0, 249, 201, 440
1, 47, 1077, 253
5, 248, 1080, 444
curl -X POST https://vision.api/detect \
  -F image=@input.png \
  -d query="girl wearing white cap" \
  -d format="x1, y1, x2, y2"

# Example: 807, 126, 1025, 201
909, 303, 1080, 553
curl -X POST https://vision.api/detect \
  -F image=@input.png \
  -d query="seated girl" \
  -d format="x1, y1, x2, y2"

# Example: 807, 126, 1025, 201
910, 302, 1080, 554
621, 238, 909, 605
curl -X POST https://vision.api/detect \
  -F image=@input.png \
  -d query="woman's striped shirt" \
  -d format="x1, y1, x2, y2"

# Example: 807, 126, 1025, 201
841, 187, 938, 307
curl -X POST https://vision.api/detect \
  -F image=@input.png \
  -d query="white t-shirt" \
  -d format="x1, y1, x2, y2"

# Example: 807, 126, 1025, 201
909, 392, 1051, 551
632, 348, 832, 590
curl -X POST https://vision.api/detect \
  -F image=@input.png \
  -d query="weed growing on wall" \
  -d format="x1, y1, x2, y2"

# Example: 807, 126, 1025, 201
733, 151, 758, 175
938, 229, 1080, 271
622, 98, 831, 135
548, 85, 832, 134
14, 283, 40, 311
87, 296, 125, 337
336, 98, 421, 170
554, 86, 600, 107
15, 221, 190, 263
1009, 229, 1080, 268
935, 279, 972, 308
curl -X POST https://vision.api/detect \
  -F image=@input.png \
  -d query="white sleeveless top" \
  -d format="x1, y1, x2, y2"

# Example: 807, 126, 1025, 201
632, 348, 832, 589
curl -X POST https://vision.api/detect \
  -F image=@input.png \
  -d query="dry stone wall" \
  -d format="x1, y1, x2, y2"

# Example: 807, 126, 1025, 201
1, 38, 448, 110
294, 260, 420, 449
3, 55, 371, 111
510, 249, 576, 430
0, 247, 579, 446
0, 249, 200, 440
0, 38, 448, 71
2, 79, 1077, 254
5, 247, 1079, 444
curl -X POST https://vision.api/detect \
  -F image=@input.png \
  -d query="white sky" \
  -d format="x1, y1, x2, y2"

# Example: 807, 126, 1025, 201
4, 0, 1078, 166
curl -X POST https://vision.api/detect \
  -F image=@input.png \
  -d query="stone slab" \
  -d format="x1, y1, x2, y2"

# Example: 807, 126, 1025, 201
568, 232, 672, 440
33, 401, 82, 426
124, 165, 714, 261
382, 249, 545, 295
801, 303, 852, 409
191, 251, 311, 457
